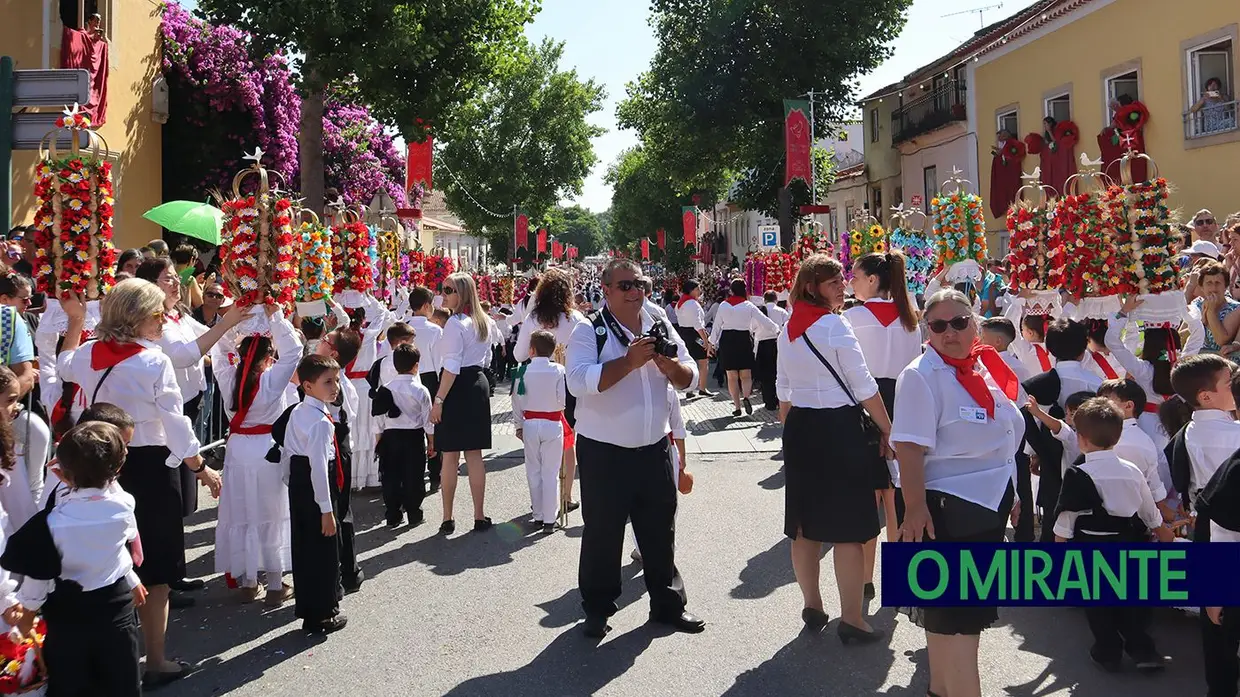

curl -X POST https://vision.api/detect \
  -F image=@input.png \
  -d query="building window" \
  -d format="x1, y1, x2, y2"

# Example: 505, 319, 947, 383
58, 0, 112, 40
869, 108, 879, 142
871, 186, 883, 221
1045, 92, 1072, 124
1185, 37, 1237, 138
1105, 70, 1140, 118
953, 66, 968, 107
996, 109, 1018, 139
923, 166, 937, 214
893, 186, 903, 211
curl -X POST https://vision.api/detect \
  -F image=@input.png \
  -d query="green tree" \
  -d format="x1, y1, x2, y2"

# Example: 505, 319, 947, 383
546, 205, 604, 256
617, 0, 910, 214
605, 146, 696, 273
436, 38, 606, 261
196, 0, 538, 213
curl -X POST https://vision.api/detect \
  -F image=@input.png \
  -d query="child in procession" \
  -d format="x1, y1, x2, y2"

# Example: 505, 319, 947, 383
513, 331, 566, 533
1166, 354, 1240, 514
373, 344, 435, 529
1096, 378, 1177, 523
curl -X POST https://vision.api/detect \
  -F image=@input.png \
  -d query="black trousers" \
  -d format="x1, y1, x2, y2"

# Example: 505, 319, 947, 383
421, 371, 442, 487
334, 421, 361, 587
378, 428, 427, 524
180, 393, 203, 518
1014, 451, 1036, 542
577, 435, 687, 619
755, 338, 778, 409
1203, 608, 1240, 697
43, 579, 140, 697
1085, 605, 1155, 662
289, 455, 343, 622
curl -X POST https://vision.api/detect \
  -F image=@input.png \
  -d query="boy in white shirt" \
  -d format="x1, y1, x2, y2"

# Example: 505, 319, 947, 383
1167, 354, 1240, 512
1193, 412, 1240, 696
513, 331, 567, 533
407, 286, 444, 494
373, 345, 435, 529
980, 317, 1032, 384
1096, 378, 1177, 522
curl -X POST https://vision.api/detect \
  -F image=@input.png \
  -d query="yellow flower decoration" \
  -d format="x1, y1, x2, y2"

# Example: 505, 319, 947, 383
873, 240, 886, 254
850, 244, 861, 256
4, 660, 18, 674
850, 230, 863, 243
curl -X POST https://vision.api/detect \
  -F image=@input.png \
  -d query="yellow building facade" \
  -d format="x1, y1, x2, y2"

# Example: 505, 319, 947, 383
971, 0, 1240, 245
3, 0, 164, 249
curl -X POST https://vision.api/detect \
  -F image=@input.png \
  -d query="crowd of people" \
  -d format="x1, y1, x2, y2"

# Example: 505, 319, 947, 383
0, 211, 1239, 696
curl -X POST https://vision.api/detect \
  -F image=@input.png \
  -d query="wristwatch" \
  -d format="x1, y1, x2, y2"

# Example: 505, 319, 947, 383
434, 396, 445, 405
1114, 311, 1127, 320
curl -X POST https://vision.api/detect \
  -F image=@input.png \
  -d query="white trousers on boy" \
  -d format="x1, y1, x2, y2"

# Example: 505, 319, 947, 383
523, 419, 564, 524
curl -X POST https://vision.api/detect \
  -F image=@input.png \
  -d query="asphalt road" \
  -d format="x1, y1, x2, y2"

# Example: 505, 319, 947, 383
158, 444, 1209, 697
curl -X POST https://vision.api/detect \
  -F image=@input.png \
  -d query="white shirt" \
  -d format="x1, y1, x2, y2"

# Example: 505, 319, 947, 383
326, 378, 359, 450
776, 313, 879, 408
486, 317, 503, 348
408, 316, 444, 375
644, 298, 670, 324
675, 298, 706, 330
1042, 419, 1082, 477
1045, 360, 1104, 411
211, 314, 303, 429
58, 340, 200, 466
1212, 522, 1240, 542
376, 374, 434, 433
842, 300, 923, 380
349, 295, 396, 377
2, 409, 50, 535
17, 486, 141, 611
1001, 298, 1055, 375
160, 310, 211, 401
1053, 450, 1163, 538
567, 309, 698, 448
891, 348, 1026, 511
708, 299, 779, 346
283, 396, 337, 514
439, 314, 492, 373
1105, 315, 1205, 411
513, 310, 587, 363
998, 348, 1032, 384
512, 357, 567, 430
1114, 418, 1168, 502
665, 304, 679, 325
764, 303, 789, 328
1084, 350, 1125, 381
669, 386, 687, 440
1184, 410, 1240, 504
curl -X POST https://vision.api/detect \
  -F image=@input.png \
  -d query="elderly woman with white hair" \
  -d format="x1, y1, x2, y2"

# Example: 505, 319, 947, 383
891, 288, 1025, 697
55, 279, 233, 690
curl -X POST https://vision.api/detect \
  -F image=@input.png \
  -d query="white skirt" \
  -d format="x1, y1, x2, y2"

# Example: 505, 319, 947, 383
350, 376, 380, 489
214, 433, 292, 586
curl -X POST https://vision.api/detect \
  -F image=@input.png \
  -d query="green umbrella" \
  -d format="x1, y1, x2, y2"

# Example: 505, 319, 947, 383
143, 201, 224, 245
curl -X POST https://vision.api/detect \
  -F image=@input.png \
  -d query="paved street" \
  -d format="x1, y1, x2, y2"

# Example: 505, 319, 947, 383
163, 392, 1208, 697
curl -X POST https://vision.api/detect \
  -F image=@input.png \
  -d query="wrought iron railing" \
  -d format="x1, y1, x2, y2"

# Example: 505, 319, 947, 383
891, 79, 967, 144
1184, 100, 1239, 139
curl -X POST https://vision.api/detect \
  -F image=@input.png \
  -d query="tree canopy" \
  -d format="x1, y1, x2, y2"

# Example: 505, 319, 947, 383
617, 0, 911, 215
436, 38, 605, 261
604, 146, 696, 272
546, 205, 605, 257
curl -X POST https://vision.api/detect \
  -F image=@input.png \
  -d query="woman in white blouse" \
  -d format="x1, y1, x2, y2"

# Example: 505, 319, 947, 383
430, 273, 494, 535
513, 268, 586, 511
776, 254, 892, 644
674, 280, 714, 397
57, 281, 224, 688
843, 250, 923, 597
709, 278, 778, 416
892, 289, 1024, 697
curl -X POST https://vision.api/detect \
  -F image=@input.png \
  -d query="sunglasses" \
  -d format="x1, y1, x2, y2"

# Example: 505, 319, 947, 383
610, 280, 639, 292
441, 286, 455, 296
928, 315, 972, 334
1195, 218, 1216, 226
204, 292, 224, 300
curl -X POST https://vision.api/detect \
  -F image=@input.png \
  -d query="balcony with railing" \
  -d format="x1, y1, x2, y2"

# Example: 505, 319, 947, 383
891, 79, 967, 145
1183, 100, 1239, 140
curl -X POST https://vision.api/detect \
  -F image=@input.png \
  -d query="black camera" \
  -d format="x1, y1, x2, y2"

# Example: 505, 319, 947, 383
644, 321, 680, 358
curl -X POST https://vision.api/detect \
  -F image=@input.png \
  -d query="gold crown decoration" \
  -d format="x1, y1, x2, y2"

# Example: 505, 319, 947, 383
1005, 168, 1062, 292
218, 148, 299, 310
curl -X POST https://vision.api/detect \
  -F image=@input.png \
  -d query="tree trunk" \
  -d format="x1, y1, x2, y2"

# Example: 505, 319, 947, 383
300, 71, 326, 216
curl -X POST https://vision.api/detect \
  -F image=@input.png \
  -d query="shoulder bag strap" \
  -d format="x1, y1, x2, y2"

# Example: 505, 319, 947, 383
90, 365, 118, 405
592, 312, 608, 359
800, 334, 860, 407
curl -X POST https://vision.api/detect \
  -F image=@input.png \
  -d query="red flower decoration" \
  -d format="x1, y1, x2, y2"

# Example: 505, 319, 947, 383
1004, 138, 1027, 161
1114, 100, 1150, 131
1053, 120, 1080, 150
1024, 133, 1043, 155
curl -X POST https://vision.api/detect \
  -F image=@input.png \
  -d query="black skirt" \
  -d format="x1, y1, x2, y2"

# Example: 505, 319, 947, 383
783, 405, 882, 544
718, 329, 755, 371
117, 446, 185, 586
676, 326, 707, 361
180, 395, 202, 518
871, 378, 898, 490
436, 366, 492, 452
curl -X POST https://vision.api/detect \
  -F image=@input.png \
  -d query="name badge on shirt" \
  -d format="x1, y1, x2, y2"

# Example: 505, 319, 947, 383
959, 406, 988, 423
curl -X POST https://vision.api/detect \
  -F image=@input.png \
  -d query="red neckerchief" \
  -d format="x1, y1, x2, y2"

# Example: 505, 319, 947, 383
786, 301, 832, 341
1090, 350, 1118, 379
725, 296, 746, 306
863, 300, 900, 327
933, 339, 1020, 419
90, 340, 145, 371
164, 311, 181, 325
677, 294, 694, 309
1033, 343, 1053, 372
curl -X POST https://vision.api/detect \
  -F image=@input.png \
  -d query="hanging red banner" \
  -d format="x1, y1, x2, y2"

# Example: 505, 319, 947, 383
656, 228, 666, 249
640, 238, 650, 260
568, 245, 578, 259
784, 100, 812, 186
515, 213, 529, 250
536, 228, 548, 255
552, 240, 563, 259
681, 207, 698, 246
406, 134, 434, 191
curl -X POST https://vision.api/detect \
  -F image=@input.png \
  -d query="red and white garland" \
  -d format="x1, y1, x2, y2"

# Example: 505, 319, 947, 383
331, 213, 373, 295
218, 150, 298, 308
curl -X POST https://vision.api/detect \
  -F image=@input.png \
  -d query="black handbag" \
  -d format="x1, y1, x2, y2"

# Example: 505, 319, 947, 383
800, 334, 882, 448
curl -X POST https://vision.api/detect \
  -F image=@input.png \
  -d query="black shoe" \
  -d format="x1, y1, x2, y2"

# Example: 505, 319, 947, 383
1132, 652, 1167, 672
142, 661, 194, 691
170, 578, 206, 592
838, 621, 885, 645
1090, 647, 1122, 672
864, 582, 876, 600
169, 590, 195, 609
343, 569, 364, 594
801, 607, 830, 632
386, 520, 402, 530
649, 611, 706, 634
684, 390, 697, 399
428, 480, 441, 494
303, 614, 348, 634
409, 510, 425, 526
566, 500, 580, 513
732, 409, 742, 417
699, 389, 717, 398
474, 517, 493, 532
743, 398, 753, 415
583, 615, 612, 638
440, 520, 455, 534
542, 523, 555, 534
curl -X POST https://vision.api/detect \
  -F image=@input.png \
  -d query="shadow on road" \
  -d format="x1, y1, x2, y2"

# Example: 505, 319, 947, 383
536, 560, 645, 629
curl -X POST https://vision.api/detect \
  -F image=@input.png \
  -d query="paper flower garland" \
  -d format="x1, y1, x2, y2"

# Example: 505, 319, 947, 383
218, 154, 298, 308
931, 191, 989, 269
1117, 178, 1182, 295
424, 254, 455, 292
743, 254, 767, 297
1050, 190, 1124, 298
0, 617, 47, 692
849, 224, 887, 258
298, 220, 333, 302
1004, 203, 1060, 290
31, 109, 118, 300
498, 276, 515, 304
793, 225, 833, 261
331, 216, 373, 294
889, 226, 933, 296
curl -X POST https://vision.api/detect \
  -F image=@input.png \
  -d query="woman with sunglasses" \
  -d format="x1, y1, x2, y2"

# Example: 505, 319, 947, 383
776, 254, 892, 644
54, 280, 228, 689
842, 251, 921, 599
892, 289, 1024, 697
430, 273, 494, 534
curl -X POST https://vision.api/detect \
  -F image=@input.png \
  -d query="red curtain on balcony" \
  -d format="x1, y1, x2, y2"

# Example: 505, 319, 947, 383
60, 26, 109, 126
989, 138, 1025, 218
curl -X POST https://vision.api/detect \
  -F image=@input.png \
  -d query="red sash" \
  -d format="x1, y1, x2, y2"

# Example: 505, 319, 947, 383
1090, 351, 1118, 379
231, 423, 274, 436
1033, 343, 1053, 372
344, 358, 368, 380
522, 410, 576, 450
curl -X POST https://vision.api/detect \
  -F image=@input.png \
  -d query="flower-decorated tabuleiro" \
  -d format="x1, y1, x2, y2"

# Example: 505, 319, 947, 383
889, 206, 933, 296
0, 618, 47, 694
930, 168, 988, 283
218, 150, 299, 310
31, 104, 119, 304
1052, 162, 1126, 313
328, 203, 374, 302
296, 209, 333, 315
374, 218, 400, 303
1004, 171, 1062, 292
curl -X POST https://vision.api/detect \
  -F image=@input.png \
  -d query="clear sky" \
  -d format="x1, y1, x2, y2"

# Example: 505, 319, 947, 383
533, 0, 1019, 213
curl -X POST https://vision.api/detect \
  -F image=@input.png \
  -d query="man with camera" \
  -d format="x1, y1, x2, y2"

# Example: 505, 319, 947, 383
566, 259, 704, 639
